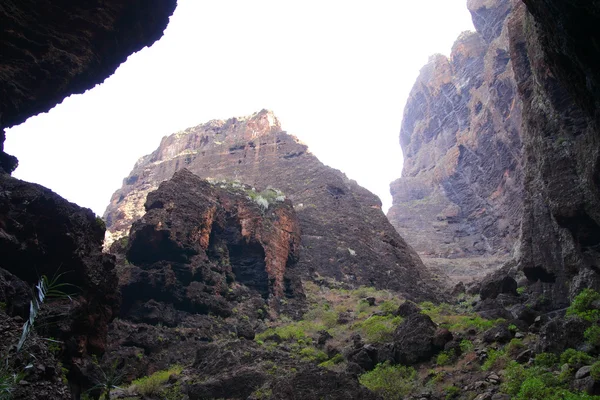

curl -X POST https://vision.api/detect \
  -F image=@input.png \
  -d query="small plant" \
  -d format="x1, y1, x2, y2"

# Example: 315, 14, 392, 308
436, 349, 455, 366
88, 361, 124, 400
298, 347, 328, 363
560, 349, 593, 366
506, 338, 525, 357
444, 385, 460, 399
459, 339, 474, 353
352, 315, 402, 343
359, 362, 417, 400
584, 325, 600, 347
482, 348, 507, 371
567, 288, 600, 322
534, 352, 558, 368
319, 354, 344, 369
130, 365, 183, 397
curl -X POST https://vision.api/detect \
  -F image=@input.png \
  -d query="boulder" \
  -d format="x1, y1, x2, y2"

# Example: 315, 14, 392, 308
393, 313, 441, 365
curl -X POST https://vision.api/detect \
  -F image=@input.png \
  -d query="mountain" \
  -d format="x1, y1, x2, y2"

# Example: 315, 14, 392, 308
104, 110, 440, 300
388, 0, 523, 283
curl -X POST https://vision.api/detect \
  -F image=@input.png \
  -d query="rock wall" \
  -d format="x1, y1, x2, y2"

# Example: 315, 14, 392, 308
508, 0, 600, 308
119, 169, 302, 321
104, 110, 440, 300
0, 0, 177, 173
0, 173, 120, 396
388, 0, 523, 282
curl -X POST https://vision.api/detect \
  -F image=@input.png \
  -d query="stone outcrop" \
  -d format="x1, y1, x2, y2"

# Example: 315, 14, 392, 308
0, 173, 120, 396
508, 0, 600, 308
119, 168, 302, 321
0, 0, 177, 172
388, 0, 523, 282
104, 110, 440, 300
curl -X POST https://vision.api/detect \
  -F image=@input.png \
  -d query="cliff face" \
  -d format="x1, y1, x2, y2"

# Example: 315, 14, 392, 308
0, 173, 120, 396
508, 0, 600, 308
119, 169, 302, 322
104, 110, 439, 300
388, 0, 523, 281
0, 0, 177, 173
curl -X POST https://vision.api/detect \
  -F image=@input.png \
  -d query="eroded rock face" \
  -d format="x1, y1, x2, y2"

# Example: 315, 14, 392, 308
508, 0, 600, 308
118, 168, 302, 321
0, 173, 119, 394
104, 110, 440, 301
0, 0, 177, 172
388, 0, 523, 283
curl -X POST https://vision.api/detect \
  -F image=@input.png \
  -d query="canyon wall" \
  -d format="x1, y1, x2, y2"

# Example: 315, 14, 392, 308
388, 0, 523, 282
509, 0, 600, 307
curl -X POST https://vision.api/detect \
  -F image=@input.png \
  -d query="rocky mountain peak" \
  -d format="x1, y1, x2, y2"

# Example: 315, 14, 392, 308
105, 111, 441, 300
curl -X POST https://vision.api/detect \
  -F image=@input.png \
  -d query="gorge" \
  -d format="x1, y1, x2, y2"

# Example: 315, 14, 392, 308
1, 0, 600, 399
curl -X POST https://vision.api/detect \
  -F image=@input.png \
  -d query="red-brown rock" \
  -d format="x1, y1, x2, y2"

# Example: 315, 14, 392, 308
104, 110, 440, 301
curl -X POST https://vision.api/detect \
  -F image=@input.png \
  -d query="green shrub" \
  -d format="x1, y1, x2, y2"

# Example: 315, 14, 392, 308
447, 316, 502, 333
591, 361, 600, 382
560, 349, 593, 366
567, 289, 600, 322
502, 361, 572, 400
298, 347, 328, 363
445, 385, 460, 399
359, 362, 417, 400
459, 339, 474, 353
436, 349, 455, 366
534, 352, 558, 368
506, 338, 525, 356
352, 315, 402, 343
482, 348, 507, 371
319, 354, 345, 369
585, 325, 600, 347
131, 365, 183, 397
379, 300, 399, 315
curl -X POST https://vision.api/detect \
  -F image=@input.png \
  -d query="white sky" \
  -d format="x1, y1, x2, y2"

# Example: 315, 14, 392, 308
5, 0, 474, 216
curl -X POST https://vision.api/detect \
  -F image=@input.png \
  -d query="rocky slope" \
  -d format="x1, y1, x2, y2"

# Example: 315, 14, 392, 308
103, 169, 379, 400
388, 0, 523, 283
508, 0, 600, 309
104, 110, 440, 301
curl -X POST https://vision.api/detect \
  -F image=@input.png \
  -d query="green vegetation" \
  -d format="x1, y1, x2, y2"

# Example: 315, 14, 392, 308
318, 354, 344, 369
1, 274, 75, 399
482, 348, 508, 371
88, 361, 124, 400
436, 350, 455, 366
359, 362, 417, 400
130, 365, 183, 397
459, 339, 474, 353
419, 301, 502, 334
352, 315, 402, 343
591, 361, 600, 382
501, 361, 596, 400
567, 289, 600, 322
533, 352, 558, 368
560, 349, 593, 366
585, 325, 600, 347
444, 385, 460, 399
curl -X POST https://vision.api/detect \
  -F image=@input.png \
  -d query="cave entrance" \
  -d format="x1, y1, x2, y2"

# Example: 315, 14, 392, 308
229, 242, 270, 299
207, 216, 270, 298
